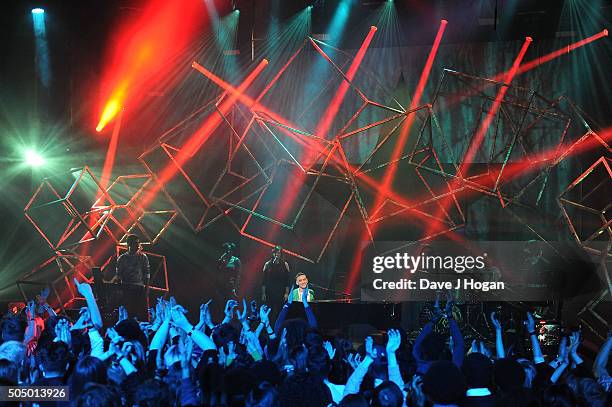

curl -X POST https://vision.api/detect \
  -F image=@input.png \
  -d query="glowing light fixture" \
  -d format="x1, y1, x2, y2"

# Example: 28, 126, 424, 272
31, 8, 44, 14
25, 150, 45, 167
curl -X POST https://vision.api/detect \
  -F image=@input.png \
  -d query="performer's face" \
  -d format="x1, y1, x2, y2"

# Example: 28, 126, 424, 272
296, 274, 308, 289
127, 240, 139, 253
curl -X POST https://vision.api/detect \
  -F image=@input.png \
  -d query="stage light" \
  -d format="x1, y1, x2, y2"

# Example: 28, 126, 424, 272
604, 29, 608, 36
24, 150, 45, 167
235, 9, 240, 14
31, 6, 50, 87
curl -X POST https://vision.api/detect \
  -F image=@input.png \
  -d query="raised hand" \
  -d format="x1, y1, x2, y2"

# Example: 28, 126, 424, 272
525, 311, 536, 333
365, 336, 378, 360
386, 329, 401, 354
200, 299, 213, 329
237, 298, 249, 329
569, 331, 580, 354
302, 285, 309, 307
431, 291, 442, 322
154, 298, 164, 323
224, 299, 238, 320
345, 352, 362, 370
470, 339, 479, 354
323, 340, 336, 360
218, 345, 227, 366
148, 307, 156, 323
444, 290, 454, 317
434, 291, 441, 310
25, 300, 36, 320
71, 307, 92, 331
491, 311, 502, 330
74, 277, 94, 298
287, 288, 295, 305
199, 301, 207, 323
259, 305, 271, 327
569, 331, 583, 365
54, 318, 71, 345
36, 287, 50, 305
108, 333, 125, 356
120, 341, 134, 359
479, 341, 492, 358
273, 328, 288, 363
556, 336, 570, 365
170, 305, 192, 332
118, 305, 128, 323
410, 375, 426, 407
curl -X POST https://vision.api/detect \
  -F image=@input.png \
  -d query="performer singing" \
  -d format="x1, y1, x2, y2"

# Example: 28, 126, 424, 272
112, 234, 150, 319
262, 246, 291, 311
290, 272, 314, 302
217, 242, 241, 298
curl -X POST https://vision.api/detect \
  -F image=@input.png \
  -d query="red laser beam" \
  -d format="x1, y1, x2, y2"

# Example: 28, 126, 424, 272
499, 29, 607, 80
462, 37, 532, 171
190, 45, 469, 234
239, 28, 378, 293
90, 59, 268, 267
315, 26, 377, 141
444, 30, 608, 107
345, 20, 448, 293
143, 59, 269, 206
271, 26, 378, 225
369, 20, 448, 226
96, 0, 209, 132
78, 110, 125, 257
420, 37, 533, 240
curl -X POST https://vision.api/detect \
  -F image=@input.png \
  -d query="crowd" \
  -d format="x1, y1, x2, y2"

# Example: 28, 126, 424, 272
0, 281, 610, 407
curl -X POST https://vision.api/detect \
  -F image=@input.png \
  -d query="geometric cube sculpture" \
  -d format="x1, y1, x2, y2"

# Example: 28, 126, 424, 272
24, 166, 116, 251
577, 259, 612, 341
427, 69, 577, 207
102, 174, 178, 246
558, 156, 612, 257
121, 210, 178, 246
17, 253, 93, 314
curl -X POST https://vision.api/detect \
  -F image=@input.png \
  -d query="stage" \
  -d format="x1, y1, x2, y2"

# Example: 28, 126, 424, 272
0, 0, 610, 354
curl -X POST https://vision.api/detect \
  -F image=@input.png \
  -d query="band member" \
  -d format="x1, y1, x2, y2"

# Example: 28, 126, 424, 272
290, 272, 314, 302
217, 242, 241, 298
113, 234, 150, 319
114, 234, 150, 286
262, 246, 291, 311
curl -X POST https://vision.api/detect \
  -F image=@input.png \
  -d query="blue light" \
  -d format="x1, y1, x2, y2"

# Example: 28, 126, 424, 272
32, 6, 51, 87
